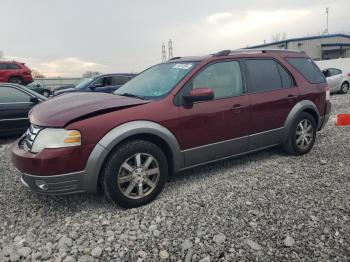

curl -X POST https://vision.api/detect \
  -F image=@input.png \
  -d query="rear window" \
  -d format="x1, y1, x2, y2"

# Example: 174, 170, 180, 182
286, 58, 326, 84
7, 63, 21, 69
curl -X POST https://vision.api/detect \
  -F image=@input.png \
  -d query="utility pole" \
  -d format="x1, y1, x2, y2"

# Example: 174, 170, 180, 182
168, 39, 173, 60
161, 43, 167, 62
326, 7, 329, 34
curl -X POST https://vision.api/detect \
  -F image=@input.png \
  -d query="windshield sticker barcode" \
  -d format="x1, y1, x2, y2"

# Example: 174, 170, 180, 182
173, 64, 193, 70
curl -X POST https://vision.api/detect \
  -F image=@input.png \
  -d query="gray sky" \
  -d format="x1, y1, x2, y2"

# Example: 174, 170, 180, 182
1, 0, 349, 77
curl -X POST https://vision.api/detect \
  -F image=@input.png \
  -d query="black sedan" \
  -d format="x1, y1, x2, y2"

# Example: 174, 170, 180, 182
0, 83, 47, 137
27, 81, 52, 97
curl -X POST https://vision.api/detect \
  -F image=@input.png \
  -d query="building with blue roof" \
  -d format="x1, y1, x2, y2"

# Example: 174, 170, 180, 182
247, 34, 350, 60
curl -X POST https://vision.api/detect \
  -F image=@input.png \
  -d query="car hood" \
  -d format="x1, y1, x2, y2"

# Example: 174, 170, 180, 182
29, 93, 151, 127
54, 84, 74, 91
54, 87, 76, 95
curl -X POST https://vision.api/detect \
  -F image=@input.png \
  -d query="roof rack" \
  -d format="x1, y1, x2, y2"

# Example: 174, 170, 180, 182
169, 56, 181, 61
213, 48, 305, 56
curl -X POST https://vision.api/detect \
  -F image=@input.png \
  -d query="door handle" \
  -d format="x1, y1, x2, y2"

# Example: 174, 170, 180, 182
287, 94, 298, 101
231, 104, 245, 113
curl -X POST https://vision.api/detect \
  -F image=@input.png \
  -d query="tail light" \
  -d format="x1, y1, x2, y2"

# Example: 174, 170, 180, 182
347, 72, 350, 77
325, 85, 330, 101
24, 71, 31, 75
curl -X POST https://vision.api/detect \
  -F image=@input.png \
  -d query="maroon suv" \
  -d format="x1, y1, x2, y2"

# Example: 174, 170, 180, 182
12, 49, 331, 207
0, 61, 33, 85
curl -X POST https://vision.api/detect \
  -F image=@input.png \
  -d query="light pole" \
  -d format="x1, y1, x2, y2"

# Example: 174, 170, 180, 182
326, 7, 329, 34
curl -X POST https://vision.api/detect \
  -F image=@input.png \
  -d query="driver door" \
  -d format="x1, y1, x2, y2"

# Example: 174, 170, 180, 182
89, 77, 111, 93
176, 60, 250, 167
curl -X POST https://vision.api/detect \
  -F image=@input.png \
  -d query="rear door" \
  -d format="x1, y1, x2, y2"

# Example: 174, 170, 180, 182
244, 58, 299, 150
176, 60, 250, 166
0, 86, 35, 136
0, 64, 7, 82
327, 68, 343, 92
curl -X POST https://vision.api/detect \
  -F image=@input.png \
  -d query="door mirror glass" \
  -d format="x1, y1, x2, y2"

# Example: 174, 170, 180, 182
183, 88, 214, 102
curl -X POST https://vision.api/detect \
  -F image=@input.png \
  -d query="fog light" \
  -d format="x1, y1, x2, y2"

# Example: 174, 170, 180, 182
35, 180, 48, 190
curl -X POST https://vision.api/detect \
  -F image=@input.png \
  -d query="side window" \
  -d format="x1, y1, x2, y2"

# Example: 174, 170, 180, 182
0, 64, 7, 70
0, 86, 31, 103
7, 64, 21, 70
286, 58, 326, 84
277, 63, 294, 88
246, 59, 281, 93
191, 61, 243, 99
91, 77, 105, 87
111, 76, 129, 86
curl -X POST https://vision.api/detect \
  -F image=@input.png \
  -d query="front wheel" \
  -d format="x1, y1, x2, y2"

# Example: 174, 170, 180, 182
339, 82, 349, 94
283, 112, 317, 155
102, 140, 168, 208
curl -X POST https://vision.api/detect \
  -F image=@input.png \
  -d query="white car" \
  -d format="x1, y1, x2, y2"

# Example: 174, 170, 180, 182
322, 68, 349, 94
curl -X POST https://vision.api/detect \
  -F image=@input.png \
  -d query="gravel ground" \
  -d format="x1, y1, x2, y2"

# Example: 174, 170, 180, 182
0, 94, 349, 262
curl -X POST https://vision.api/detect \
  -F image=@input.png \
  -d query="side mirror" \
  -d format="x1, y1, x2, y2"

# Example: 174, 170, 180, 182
30, 97, 39, 104
183, 88, 214, 102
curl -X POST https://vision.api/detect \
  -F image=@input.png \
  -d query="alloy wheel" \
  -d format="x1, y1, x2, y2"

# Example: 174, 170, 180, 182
117, 153, 160, 199
295, 119, 314, 150
341, 83, 349, 93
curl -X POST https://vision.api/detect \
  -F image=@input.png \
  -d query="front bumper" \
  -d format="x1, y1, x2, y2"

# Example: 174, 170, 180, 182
12, 139, 108, 195
19, 170, 87, 194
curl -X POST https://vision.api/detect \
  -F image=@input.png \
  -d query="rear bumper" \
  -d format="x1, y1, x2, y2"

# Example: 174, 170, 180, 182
318, 101, 332, 130
19, 170, 88, 194
319, 113, 331, 130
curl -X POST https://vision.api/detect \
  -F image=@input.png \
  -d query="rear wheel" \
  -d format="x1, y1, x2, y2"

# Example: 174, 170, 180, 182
339, 82, 349, 94
102, 140, 168, 208
9, 77, 24, 85
283, 112, 317, 155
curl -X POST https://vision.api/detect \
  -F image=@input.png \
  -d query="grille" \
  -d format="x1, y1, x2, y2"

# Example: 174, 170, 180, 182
19, 125, 42, 152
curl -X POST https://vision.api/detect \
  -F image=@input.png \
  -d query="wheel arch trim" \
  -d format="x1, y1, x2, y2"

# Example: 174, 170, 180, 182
83, 121, 183, 193
282, 100, 320, 142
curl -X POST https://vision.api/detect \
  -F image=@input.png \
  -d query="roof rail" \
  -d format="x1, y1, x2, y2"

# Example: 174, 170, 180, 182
213, 50, 232, 57
212, 48, 305, 57
169, 56, 181, 61
231, 48, 305, 54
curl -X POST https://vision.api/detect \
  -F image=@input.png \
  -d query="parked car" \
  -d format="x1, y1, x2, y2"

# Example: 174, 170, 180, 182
12, 49, 331, 208
322, 68, 349, 94
0, 83, 47, 137
0, 61, 33, 85
27, 81, 52, 97
52, 73, 135, 96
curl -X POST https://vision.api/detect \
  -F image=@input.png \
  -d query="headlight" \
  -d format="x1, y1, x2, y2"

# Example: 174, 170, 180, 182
31, 129, 81, 153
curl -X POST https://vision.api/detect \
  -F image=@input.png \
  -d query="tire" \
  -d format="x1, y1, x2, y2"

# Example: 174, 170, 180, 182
41, 90, 50, 97
9, 77, 24, 85
101, 140, 168, 208
339, 82, 349, 94
283, 112, 317, 155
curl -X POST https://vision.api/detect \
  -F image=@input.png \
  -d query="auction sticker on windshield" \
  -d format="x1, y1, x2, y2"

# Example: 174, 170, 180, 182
173, 63, 193, 70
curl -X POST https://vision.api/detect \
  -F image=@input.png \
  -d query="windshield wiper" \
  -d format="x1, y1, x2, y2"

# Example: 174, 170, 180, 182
117, 93, 147, 100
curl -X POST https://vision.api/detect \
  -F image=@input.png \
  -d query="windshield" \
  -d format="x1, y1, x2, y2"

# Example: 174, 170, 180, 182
114, 62, 197, 99
75, 77, 94, 89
